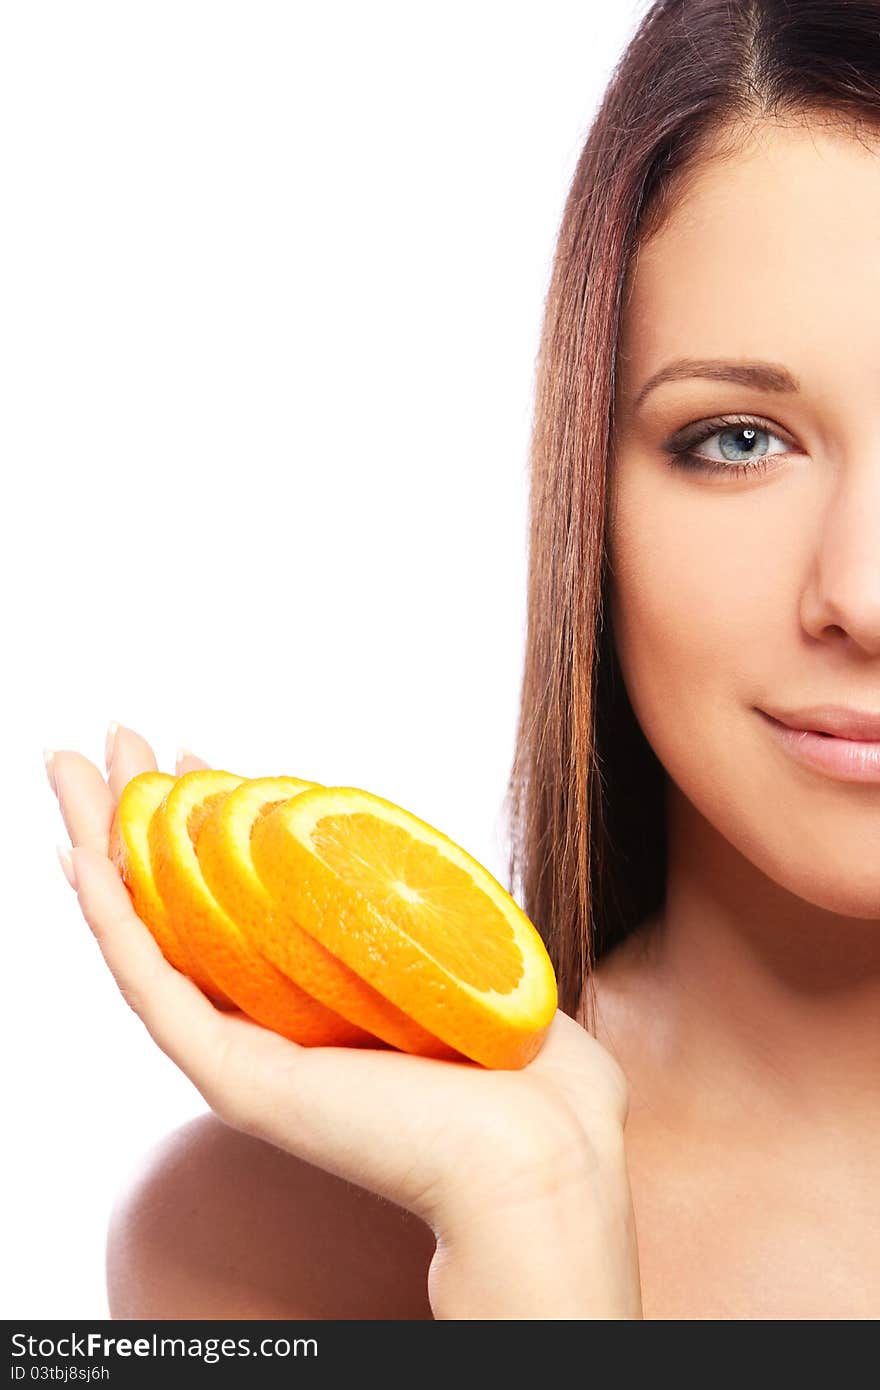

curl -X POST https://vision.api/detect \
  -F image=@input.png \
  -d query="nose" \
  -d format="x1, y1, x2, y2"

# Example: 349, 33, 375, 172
800, 456, 880, 657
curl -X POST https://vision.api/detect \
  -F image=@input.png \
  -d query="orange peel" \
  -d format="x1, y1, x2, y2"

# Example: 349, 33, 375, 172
195, 774, 460, 1057
110, 769, 557, 1068
143, 770, 382, 1048
109, 771, 233, 1009
249, 786, 558, 1069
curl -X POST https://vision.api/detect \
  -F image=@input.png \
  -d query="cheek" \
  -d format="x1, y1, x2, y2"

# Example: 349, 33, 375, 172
608, 472, 778, 836
608, 479, 777, 743
607, 474, 880, 916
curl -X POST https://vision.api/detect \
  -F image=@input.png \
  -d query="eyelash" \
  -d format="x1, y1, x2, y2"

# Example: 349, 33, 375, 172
664, 414, 792, 478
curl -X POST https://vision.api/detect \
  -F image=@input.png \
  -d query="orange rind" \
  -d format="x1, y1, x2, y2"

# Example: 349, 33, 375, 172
250, 786, 558, 1069
110, 768, 558, 1068
109, 771, 233, 1008
195, 775, 461, 1057
144, 770, 382, 1048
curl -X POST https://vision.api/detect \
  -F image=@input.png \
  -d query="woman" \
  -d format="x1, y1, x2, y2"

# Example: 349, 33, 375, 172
46, 0, 880, 1318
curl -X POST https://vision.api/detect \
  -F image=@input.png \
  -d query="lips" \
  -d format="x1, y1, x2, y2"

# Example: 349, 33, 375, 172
758, 708, 880, 783
759, 705, 880, 741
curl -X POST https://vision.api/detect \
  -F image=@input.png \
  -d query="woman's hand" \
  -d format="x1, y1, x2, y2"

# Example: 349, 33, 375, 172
47, 725, 642, 1317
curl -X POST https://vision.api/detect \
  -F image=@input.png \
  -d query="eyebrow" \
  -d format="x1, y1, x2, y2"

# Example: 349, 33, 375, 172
632, 358, 801, 410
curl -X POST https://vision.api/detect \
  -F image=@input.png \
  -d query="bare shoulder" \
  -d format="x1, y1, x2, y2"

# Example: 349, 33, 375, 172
106, 1111, 437, 1320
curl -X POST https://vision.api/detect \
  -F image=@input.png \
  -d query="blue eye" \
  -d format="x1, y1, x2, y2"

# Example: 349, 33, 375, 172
664, 415, 792, 478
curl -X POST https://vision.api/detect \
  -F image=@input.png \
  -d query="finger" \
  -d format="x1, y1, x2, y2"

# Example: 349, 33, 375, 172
106, 723, 159, 800
52, 750, 116, 853
175, 746, 212, 775
69, 842, 246, 1109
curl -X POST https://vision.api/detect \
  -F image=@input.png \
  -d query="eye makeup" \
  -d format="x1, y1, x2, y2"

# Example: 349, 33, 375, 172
662, 413, 793, 479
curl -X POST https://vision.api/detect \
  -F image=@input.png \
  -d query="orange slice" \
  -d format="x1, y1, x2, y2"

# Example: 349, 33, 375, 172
196, 775, 463, 1059
249, 786, 558, 1069
144, 770, 381, 1048
109, 772, 234, 1009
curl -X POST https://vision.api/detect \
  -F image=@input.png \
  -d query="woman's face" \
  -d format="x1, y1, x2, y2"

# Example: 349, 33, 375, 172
611, 118, 880, 920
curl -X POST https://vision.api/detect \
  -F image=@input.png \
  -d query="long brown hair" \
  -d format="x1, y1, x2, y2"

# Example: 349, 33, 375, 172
504, 0, 880, 1032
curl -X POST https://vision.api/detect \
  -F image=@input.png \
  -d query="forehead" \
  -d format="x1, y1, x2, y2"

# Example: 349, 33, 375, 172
618, 120, 880, 392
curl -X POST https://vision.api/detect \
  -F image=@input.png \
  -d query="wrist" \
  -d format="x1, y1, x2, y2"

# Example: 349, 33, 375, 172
428, 1142, 642, 1320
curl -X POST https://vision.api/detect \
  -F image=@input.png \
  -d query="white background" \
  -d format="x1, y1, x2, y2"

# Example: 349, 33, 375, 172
5, 1, 645, 1318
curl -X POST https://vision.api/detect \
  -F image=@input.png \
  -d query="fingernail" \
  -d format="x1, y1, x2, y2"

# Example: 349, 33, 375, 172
43, 747, 58, 796
56, 843, 78, 890
175, 745, 194, 774
105, 721, 120, 771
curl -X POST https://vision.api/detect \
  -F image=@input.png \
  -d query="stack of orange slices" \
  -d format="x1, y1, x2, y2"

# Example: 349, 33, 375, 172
109, 770, 557, 1069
